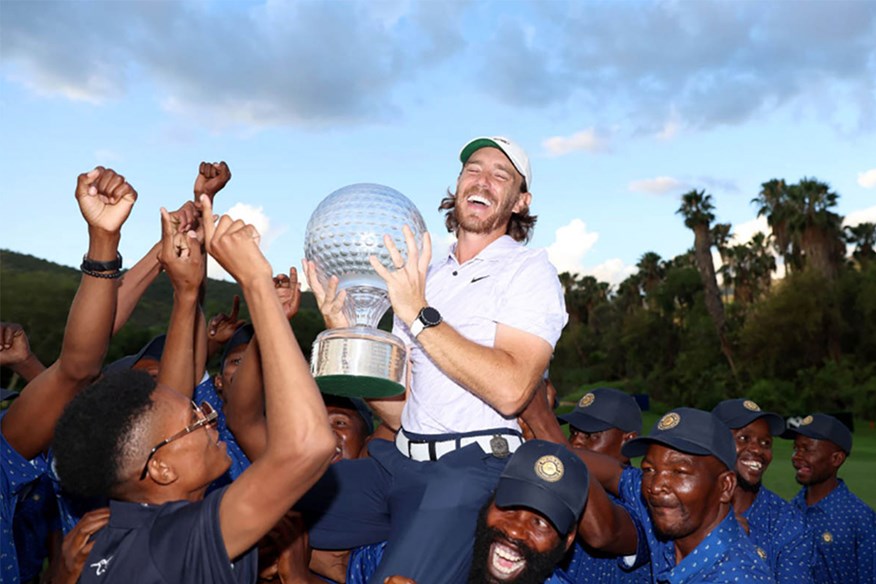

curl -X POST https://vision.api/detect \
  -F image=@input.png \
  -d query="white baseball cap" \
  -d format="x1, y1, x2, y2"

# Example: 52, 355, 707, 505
459, 136, 532, 190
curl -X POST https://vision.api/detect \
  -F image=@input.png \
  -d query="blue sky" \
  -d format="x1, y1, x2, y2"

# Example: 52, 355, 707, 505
2, 0, 874, 287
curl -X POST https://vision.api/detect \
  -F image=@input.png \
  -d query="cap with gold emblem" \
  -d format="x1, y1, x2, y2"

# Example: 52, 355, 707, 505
494, 440, 589, 535
781, 413, 852, 454
621, 407, 737, 471
557, 387, 642, 433
712, 398, 786, 436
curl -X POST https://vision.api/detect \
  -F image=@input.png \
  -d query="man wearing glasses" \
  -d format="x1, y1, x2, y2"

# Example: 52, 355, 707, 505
52, 196, 337, 583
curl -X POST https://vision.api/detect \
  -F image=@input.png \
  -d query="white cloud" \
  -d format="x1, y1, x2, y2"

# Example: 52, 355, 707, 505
728, 216, 770, 246
543, 129, 609, 156
844, 205, 876, 227
546, 219, 599, 274
585, 258, 636, 288
207, 202, 280, 280
628, 176, 687, 195
857, 169, 876, 189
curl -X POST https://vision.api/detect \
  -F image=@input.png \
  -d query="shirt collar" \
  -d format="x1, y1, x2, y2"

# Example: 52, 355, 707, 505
656, 511, 741, 583
445, 235, 519, 266
794, 478, 848, 512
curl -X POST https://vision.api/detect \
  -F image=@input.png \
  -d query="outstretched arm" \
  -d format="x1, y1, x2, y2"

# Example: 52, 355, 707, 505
372, 227, 550, 416
520, 383, 637, 553
201, 197, 335, 560
155, 207, 204, 397
1, 167, 136, 460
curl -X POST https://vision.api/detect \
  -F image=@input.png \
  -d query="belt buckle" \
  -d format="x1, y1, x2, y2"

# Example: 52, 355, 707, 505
490, 435, 510, 458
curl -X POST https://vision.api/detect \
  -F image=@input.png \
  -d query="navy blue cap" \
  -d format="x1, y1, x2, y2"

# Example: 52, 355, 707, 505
622, 407, 737, 471
494, 440, 589, 535
323, 394, 374, 434
712, 398, 785, 436
220, 324, 254, 371
103, 334, 166, 375
782, 413, 852, 454
558, 387, 642, 433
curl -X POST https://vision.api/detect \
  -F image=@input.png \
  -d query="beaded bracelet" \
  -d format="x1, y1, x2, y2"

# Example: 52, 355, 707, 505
81, 267, 123, 279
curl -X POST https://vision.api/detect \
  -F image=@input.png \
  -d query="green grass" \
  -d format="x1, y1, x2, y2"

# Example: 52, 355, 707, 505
557, 389, 876, 509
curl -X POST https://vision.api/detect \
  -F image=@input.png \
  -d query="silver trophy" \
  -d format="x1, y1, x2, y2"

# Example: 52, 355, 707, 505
304, 183, 427, 398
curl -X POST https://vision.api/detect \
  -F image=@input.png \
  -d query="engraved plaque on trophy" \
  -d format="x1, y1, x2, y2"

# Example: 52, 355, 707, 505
304, 183, 427, 397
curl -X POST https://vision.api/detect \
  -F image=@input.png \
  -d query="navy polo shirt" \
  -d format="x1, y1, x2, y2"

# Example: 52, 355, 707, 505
1, 411, 48, 583
79, 486, 257, 583
792, 480, 876, 584
618, 466, 776, 583
743, 487, 813, 583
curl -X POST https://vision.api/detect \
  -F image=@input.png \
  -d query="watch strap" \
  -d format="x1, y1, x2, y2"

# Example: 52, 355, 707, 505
81, 252, 123, 272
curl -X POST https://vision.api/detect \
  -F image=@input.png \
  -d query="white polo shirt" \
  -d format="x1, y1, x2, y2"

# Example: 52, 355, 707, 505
396, 235, 568, 435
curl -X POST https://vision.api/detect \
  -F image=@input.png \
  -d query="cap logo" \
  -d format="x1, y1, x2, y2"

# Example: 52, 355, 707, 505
743, 400, 761, 412
801, 415, 814, 426
756, 547, 767, 560
657, 412, 681, 431
822, 531, 833, 543
534, 455, 564, 483
578, 393, 595, 408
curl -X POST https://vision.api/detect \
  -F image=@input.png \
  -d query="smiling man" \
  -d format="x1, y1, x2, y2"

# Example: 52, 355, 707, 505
784, 413, 876, 584
712, 398, 813, 583
468, 440, 588, 584
619, 407, 775, 583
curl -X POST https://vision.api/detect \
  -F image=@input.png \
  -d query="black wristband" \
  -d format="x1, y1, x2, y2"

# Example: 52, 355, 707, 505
81, 252, 123, 273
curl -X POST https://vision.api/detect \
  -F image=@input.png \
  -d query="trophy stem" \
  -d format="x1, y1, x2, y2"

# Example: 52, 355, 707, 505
343, 285, 391, 328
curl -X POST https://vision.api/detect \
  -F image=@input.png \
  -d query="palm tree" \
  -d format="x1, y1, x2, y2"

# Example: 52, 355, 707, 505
753, 179, 803, 273
677, 189, 737, 377
636, 252, 665, 298
791, 178, 845, 280
846, 222, 876, 267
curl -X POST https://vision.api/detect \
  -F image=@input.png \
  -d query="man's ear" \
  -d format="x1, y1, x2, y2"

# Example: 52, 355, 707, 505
718, 469, 736, 504
213, 374, 224, 390
146, 457, 179, 486
830, 449, 847, 471
513, 191, 532, 214
563, 526, 577, 551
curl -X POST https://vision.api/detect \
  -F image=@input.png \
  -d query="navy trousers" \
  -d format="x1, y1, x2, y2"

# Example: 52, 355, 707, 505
298, 437, 509, 584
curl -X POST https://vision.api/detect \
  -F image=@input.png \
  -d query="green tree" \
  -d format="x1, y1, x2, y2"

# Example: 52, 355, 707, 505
676, 189, 737, 377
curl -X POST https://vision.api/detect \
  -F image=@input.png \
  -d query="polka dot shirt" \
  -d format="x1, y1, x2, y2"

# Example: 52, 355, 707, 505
792, 480, 876, 584
742, 486, 813, 583
1, 412, 48, 583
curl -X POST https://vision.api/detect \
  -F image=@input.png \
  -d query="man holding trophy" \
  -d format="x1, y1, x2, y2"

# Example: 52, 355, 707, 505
300, 136, 567, 584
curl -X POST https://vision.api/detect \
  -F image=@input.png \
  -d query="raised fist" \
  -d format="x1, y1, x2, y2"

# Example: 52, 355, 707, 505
75, 167, 137, 233
194, 161, 231, 204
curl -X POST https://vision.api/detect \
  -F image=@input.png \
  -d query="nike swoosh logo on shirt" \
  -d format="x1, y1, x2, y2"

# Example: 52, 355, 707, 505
470, 275, 490, 283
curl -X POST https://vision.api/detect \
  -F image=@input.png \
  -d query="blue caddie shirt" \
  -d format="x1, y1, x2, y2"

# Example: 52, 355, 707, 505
792, 479, 876, 584
618, 465, 776, 583
79, 485, 256, 583
743, 486, 813, 584
12, 472, 59, 582
555, 490, 652, 584
193, 377, 251, 490
346, 541, 387, 584
1, 410, 49, 583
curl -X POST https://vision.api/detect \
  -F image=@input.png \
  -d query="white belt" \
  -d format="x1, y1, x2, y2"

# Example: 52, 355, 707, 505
395, 429, 523, 461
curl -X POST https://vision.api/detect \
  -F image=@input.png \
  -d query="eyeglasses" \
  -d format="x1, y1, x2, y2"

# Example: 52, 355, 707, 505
139, 401, 218, 480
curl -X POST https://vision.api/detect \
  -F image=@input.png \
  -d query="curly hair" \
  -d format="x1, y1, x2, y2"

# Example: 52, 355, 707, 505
54, 370, 157, 499
438, 186, 538, 244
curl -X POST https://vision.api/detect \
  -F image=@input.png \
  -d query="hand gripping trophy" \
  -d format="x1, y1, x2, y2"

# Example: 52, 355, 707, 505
304, 183, 427, 398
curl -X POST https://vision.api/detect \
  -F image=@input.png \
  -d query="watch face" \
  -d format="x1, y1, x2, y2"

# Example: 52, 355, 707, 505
420, 306, 442, 326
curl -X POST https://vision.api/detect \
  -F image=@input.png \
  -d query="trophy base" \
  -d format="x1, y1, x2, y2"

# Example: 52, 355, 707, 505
316, 374, 405, 398
311, 326, 407, 398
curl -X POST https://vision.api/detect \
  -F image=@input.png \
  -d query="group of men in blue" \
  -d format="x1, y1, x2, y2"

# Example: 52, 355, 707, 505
1, 136, 874, 584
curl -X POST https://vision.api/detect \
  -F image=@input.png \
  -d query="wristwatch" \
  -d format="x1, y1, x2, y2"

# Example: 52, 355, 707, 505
410, 306, 442, 338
